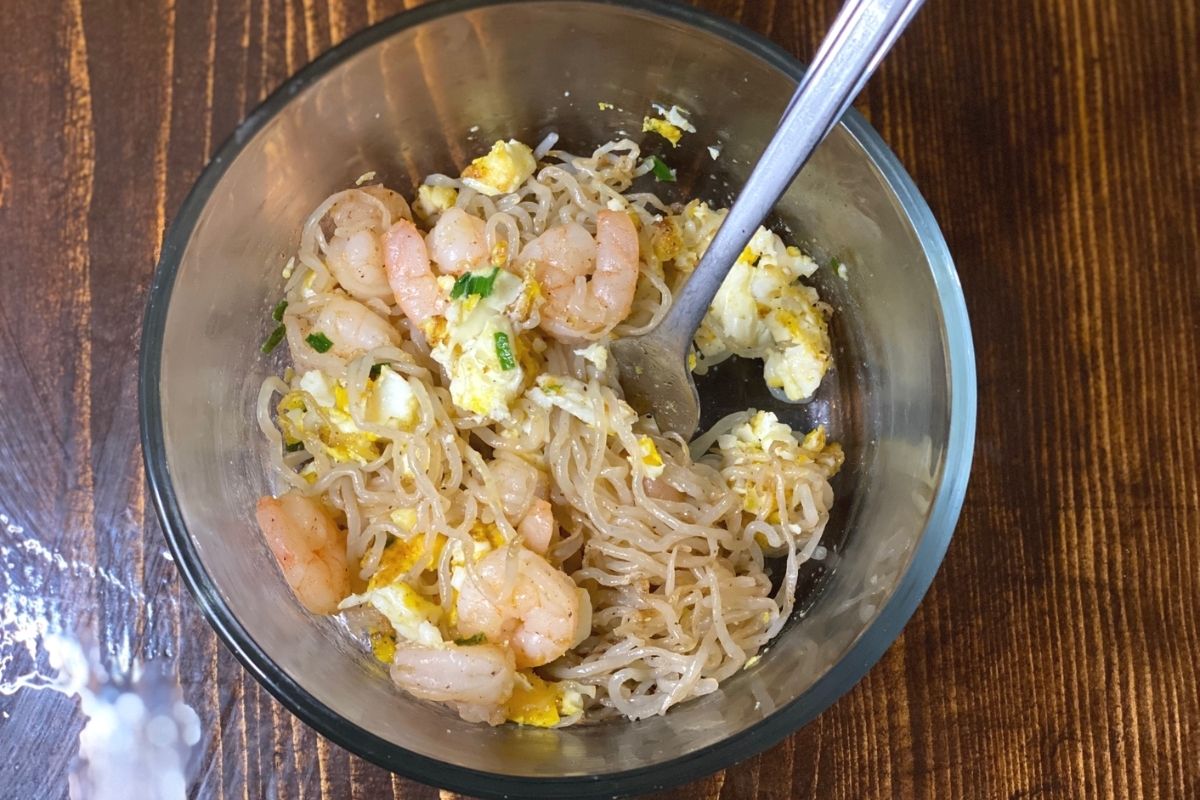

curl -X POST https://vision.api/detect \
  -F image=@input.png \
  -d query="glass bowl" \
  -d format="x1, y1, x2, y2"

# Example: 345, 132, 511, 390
140, 1, 976, 796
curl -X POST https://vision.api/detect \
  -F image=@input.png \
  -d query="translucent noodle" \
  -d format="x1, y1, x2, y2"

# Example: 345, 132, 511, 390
256, 138, 841, 724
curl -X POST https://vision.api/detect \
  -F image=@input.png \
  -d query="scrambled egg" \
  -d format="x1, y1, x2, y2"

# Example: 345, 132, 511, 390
574, 342, 609, 373
717, 410, 801, 463
339, 537, 445, 648
717, 411, 844, 525
413, 184, 458, 221
506, 671, 561, 727
643, 117, 684, 146
653, 201, 832, 400
280, 373, 377, 463
527, 374, 636, 430
428, 269, 539, 422
642, 103, 696, 147
695, 226, 831, 402
461, 140, 537, 196
365, 366, 419, 428
390, 507, 418, 533
504, 671, 594, 728
279, 367, 420, 464
632, 435, 665, 480
657, 200, 723, 272
448, 520, 507, 592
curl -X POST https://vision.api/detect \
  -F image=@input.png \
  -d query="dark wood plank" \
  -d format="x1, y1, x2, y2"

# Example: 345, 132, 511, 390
0, 0, 1196, 797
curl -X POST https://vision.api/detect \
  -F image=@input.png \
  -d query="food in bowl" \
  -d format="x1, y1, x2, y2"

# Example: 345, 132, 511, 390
254, 129, 843, 727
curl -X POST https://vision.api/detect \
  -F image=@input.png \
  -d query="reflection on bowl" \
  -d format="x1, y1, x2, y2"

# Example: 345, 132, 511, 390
140, 1, 975, 796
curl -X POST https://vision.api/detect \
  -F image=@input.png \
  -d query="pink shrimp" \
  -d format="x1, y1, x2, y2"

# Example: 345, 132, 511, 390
255, 492, 351, 615
390, 642, 516, 726
324, 186, 411, 302
426, 207, 490, 275
522, 209, 639, 342
384, 218, 446, 328
489, 454, 555, 553
517, 498, 556, 555
455, 546, 579, 668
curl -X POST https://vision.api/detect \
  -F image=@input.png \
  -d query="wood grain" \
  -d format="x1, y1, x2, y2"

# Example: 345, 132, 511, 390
0, 0, 1197, 797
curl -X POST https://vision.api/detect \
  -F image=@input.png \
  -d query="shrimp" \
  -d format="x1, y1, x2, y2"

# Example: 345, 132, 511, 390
489, 453, 549, 520
324, 187, 411, 302
390, 642, 515, 725
426, 207, 489, 275
255, 492, 351, 615
286, 295, 399, 373
384, 218, 446, 328
308, 294, 398, 355
489, 454, 555, 553
517, 498, 555, 555
456, 546, 579, 668
521, 209, 639, 342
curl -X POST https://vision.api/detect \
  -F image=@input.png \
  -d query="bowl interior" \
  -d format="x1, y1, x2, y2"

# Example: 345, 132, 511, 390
146, 0, 968, 792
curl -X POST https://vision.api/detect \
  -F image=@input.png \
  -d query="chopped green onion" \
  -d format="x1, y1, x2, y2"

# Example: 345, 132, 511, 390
454, 633, 487, 646
369, 362, 387, 380
305, 331, 334, 353
271, 299, 288, 321
828, 256, 841, 271
647, 155, 676, 182
450, 268, 500, 300
260, 324, 286, 354
284, 440, 305, 453
494, 331, 516, 370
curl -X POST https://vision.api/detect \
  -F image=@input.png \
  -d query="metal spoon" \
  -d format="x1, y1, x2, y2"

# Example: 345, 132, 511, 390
612, 0, 925, 438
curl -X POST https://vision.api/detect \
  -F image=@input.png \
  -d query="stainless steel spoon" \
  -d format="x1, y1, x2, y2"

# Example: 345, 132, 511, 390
612, 0, 925, 438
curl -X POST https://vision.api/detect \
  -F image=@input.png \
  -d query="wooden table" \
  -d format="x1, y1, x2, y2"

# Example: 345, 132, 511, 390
1, 0, 1196, 797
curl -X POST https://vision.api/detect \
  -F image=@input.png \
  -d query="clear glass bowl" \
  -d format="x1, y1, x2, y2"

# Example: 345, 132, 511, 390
139, 1, 976, 796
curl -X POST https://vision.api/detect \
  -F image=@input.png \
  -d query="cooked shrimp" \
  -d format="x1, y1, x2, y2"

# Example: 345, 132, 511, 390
489, 453, 549, 521
390, 642, 515, 725
255, 492, 350, 615
313, 295, 399, 356
456, 546, 579, 668
324, 187, 411, 302
285, 295, 399, 373
384, 219, 446, 328
489, 455, 555, 552
522, 209, 639, 342
426, 207, 489, 275
517, 498, 555, 555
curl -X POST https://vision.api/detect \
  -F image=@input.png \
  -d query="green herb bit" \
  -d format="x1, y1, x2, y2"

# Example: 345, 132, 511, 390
454, 633, 487, 646
260, 324, 286, 354
450, 268, 501, 300
305, 331, 334, 353
494, 331, 516, 370
271, 299, 288, 321
648, 155, 676, 182
284, 440, 305, 453
828, 256, 841, 271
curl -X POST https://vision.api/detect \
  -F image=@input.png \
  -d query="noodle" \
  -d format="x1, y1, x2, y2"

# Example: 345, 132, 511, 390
255, 136, 843, 726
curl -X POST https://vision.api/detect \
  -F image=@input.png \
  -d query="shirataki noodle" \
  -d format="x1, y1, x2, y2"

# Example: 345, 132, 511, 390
256, 136, 843, 724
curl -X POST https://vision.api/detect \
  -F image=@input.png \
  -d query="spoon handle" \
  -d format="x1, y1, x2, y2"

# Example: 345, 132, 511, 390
652, 0, 925, 352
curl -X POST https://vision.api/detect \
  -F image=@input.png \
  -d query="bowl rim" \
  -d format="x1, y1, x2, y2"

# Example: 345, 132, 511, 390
139, 0, 977, 796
